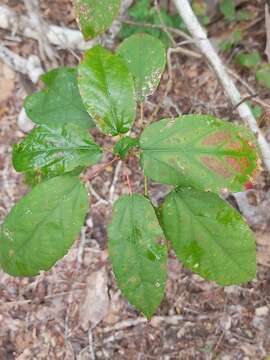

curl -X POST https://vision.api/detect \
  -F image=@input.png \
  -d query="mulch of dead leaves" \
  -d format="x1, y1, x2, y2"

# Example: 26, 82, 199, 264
0, 1, 270, 359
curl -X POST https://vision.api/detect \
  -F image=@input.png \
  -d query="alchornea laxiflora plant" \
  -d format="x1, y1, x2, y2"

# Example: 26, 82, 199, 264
0, 0, 261, 318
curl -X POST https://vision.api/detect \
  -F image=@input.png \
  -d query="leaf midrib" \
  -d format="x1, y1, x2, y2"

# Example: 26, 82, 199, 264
142, 147, 252, 157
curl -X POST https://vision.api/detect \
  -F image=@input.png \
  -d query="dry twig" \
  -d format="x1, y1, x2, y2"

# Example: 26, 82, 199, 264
0, 43, 43, 83
172, 0, 270, 173
264, 4, 270, 63
23, 0, 57, 65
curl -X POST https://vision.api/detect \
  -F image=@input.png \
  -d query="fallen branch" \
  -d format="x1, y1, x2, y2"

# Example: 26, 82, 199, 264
172, 0, 270, 173
0, 44, 41, 131
102, 313, 218, 333
0, 43, 43, 83
23, 0, 57, 64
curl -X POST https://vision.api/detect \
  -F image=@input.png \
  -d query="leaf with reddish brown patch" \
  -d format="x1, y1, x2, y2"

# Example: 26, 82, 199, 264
140, 115, 260, 193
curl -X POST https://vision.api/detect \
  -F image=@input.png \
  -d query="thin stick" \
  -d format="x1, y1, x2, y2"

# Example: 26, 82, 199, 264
233, 94, 259, 110
86, 157, 119, 181
109, 160, 123, 203
154, 0, 176, 46
169, 46, 202, 59
122, 19, 191, 41
172, 0, 270, 172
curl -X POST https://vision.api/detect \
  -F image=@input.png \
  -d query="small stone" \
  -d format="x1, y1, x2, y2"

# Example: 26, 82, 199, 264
220, 314, 231, 330
224, 285, 241, 295
221, 355, 232, 360
255, 306, 269, 317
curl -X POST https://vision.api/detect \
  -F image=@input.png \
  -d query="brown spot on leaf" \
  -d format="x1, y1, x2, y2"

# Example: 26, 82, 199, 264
225, 157, 242, 172
238, 157, 250, 171
225, 141, 242, 151
201, 156, 232, 178
202, 131, 231, 146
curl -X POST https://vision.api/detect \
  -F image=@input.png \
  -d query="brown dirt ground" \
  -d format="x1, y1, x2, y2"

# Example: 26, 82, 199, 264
0, 1, 270, 359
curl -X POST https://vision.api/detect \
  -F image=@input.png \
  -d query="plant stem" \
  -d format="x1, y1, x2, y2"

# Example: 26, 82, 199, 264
121, 19, 191, 41
103, 147, 114, 155
140, 102, 144, 127
172, 0, 270, 173
144, 176, 148, 197
86, 157, 119, 181
125, 169, 132, 195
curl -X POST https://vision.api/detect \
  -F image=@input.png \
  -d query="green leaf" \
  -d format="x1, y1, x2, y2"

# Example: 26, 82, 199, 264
119, 0, 185, 48
12, 123, 102, 179
192, 0, 210, 25
219, 0, 236, 22
219, 28, 242, 51
256, 65, 270, 89
129, 0, 149, 19
117, 33, 166, 102
113, 136, 139, 159
74, 0, 121, 40
236, 10, 252, 21
0, 176, 88, 276
24, 67, 93, 129
235, 51, 261, 68
247, 101, 263, 120
78, 46, 136, 136
161, 188, 256, 285
108, 194, 167, 318
140, 115, 259, 193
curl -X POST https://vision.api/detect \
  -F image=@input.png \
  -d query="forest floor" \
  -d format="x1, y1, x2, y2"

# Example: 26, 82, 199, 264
0, 0, 270, 359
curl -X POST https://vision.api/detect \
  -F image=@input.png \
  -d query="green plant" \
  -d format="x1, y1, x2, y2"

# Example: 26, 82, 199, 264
219, 0, 252, 22
256, 65, 270, 89
233, 50, 270, 91
120, 0, 184, 47
0, 0, 261, 318
235, 51, 262, 69
218, 28, 242, 52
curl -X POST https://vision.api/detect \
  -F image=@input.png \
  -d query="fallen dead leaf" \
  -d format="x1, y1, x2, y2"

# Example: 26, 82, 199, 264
103, 289, 124, 325
0, 61, 15, 102
257, 232, 270, 267
79, 266, 109, 331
